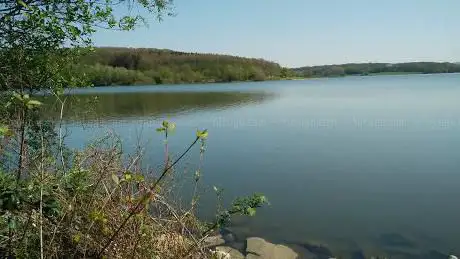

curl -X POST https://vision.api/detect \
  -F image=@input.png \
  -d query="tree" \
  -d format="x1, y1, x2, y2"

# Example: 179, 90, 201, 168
0, 0, 173, 179
248, 66, 267, 81
293, 62, 460, 78
280, 67, 289, 78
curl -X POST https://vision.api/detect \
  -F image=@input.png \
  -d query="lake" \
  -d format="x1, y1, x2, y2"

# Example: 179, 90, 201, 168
46, 74, 460, 258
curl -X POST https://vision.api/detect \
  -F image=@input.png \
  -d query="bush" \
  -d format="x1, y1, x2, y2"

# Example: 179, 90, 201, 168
0, 119, 268, 258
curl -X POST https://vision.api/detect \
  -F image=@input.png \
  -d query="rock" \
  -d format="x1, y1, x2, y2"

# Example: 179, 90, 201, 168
246, 237, 298, 259
231, 242, 246, 252
220, 228, 237, 243
449, 256, 459, 259
215, 246, 245, 259
204, 234, 226, 248
288, 244, 319, 259
211, 249, 231, 259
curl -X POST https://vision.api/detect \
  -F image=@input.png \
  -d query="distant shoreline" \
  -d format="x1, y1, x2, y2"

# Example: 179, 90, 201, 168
90, 71, 459, 87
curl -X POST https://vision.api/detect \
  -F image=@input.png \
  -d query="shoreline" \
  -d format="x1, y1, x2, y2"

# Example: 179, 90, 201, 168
206, 231, 458, 259
88, 71, 460, 88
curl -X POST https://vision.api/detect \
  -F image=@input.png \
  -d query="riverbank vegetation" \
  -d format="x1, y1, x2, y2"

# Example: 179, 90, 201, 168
0, 117, 267, 258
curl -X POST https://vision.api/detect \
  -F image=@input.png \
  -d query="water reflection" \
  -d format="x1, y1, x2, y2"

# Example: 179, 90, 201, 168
41, 91, 273, 122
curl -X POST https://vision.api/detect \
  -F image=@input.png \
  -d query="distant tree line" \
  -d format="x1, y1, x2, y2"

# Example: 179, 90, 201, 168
78, 48, 460, 86
79, 47, 283, 86
292, 62, 460, 78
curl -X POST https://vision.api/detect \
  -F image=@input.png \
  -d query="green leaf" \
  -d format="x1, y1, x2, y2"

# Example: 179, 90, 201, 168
72, 233, 81, 243
167, 122, 176, 131
0, 126, 13, 137
111, 174, 119, 185
12, 93, 22, 102
196, 129, 208, 140
17, 0, 28, 8
56, 88, 64, 96
8, 218, 16, 230
156, 127, 165, 132
26, 99, 43, 108
124, 173, 132, 181
134, 174, 144, 182
246, 207, 256, 216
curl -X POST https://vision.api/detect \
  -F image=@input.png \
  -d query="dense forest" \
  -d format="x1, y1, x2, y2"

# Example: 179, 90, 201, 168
292, 62, 460, 78
79, 48, 460, 86
79, 47, 283, 86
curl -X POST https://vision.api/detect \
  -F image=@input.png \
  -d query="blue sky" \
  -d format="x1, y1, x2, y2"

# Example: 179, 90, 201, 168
93, 0, 460, 67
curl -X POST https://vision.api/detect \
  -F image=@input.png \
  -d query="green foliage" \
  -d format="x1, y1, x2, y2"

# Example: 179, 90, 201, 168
231, 193, 268, 217
0, 172, 22, 211
78, 47, 283, 85
293, 62, 460, 78
10, 93, 43, 110
210, 188, 269, 230
196, 129, 209, 140
0, 171, 60, 217
280, 67, 296, 78
156, 120, 176, 132
0, 0, 173, 181
0, 125, 13, 137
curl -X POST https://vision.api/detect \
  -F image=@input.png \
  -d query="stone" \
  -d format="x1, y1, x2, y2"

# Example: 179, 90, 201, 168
449, 256, 458, 259
215, 246, 245, 259
231, 242, 246, 252
246, 237, 298, 259
204, 234, 226, 248
211, 250, 231, 259
288, 244, 319, 259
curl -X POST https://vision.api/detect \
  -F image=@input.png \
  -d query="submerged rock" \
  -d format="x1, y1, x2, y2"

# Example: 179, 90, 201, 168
377, 233, 415, 248
219, 228, 237, 243
245, 237, 298, 259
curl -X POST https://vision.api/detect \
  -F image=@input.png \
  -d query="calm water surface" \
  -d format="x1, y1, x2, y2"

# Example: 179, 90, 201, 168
46, 74, 460, 257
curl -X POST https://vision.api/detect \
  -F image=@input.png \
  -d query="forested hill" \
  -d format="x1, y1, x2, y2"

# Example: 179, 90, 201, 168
79, 48, 460, 86
292, 62, 460, 78
80, 47, 282, 86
